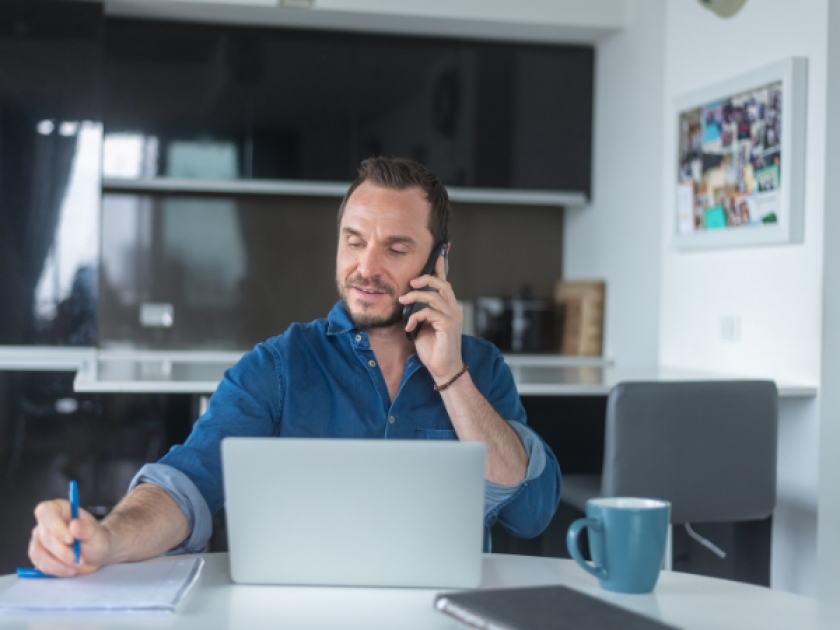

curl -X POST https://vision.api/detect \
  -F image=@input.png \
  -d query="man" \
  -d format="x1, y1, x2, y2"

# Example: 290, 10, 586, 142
28, 157, 562, 577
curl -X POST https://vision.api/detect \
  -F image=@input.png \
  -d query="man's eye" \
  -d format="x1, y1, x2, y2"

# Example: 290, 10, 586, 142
347, 241, 362, 248
390, 249, 407, 255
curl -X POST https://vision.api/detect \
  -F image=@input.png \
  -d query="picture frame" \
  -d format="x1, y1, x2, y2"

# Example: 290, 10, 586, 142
673, 57, 807, 250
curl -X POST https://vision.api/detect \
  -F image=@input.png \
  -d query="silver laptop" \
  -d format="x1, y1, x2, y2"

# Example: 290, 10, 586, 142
221, 437, 486, 588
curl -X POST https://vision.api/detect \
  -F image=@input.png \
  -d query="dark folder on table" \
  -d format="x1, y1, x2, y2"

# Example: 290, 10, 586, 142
434, 585, 679, 630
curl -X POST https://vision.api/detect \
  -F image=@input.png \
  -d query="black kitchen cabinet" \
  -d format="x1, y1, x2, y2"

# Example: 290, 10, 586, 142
0, 0, 103, 346
103, 19, 594, 194
1, 2, 593, 349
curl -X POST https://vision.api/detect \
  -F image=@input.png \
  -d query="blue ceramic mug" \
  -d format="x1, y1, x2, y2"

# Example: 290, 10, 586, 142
566, 497, 671, 594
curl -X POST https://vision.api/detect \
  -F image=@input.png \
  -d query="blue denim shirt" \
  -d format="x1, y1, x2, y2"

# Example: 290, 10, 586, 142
131, 302, 562, 552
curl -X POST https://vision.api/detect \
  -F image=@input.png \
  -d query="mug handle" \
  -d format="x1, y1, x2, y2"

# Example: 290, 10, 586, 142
566, 517, 608, 581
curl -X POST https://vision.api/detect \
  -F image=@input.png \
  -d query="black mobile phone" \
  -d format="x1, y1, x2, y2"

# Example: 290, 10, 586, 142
403, 243, 448, 341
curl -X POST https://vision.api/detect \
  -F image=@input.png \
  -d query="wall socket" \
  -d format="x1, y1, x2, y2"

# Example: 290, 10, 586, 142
720, 315, 741, 342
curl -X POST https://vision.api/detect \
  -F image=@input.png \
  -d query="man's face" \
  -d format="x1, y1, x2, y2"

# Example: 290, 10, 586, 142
336, 182, 435, 331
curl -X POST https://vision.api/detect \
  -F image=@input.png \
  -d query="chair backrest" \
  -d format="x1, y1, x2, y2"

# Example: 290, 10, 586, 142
601, 380, 778, 524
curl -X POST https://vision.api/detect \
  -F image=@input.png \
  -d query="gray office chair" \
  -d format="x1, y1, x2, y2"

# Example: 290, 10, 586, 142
561, 380, 778, 563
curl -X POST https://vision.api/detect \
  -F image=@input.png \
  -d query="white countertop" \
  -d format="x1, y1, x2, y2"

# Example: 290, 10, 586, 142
508, 364, 817, 397
72, 351, 815, 398
68, 351, 620, 394
0, 346, 96, 371
0, 347, 818, 397
0, 552, 836, 629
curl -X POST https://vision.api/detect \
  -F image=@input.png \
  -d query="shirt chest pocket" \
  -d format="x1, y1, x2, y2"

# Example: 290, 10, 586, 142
416, 428, 458, 440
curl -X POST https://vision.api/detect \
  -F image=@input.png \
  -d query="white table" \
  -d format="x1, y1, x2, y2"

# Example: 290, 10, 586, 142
0, 553, 837, 629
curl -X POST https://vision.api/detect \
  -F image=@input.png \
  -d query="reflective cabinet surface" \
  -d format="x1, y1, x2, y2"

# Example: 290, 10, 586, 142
103, 19, 594, 193
98, 193, 340, 350
98, 193, 565, 351
0, 1, 103, 345
1, 4, 583, 350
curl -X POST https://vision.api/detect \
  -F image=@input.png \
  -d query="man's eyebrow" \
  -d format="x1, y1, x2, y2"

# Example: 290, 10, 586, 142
341, 228, 417, 246
383, 235, 417, 246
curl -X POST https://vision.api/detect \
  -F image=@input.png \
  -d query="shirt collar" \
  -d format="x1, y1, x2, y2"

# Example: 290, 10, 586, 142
326, 301, 356, 336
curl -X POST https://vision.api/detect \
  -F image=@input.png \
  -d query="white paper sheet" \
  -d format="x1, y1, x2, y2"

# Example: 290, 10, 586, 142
0, 556, 203, 614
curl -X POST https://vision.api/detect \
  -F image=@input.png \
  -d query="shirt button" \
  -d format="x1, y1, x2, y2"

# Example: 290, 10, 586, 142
355, 334, 362, 342
389, 416, 395, 424
368, 360, 376, 368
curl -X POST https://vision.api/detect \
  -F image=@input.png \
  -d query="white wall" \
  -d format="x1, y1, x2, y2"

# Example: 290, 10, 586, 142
659, 0, 826, 387
773, 397, 820, 595
563, 0, 665, 367
658, 0, 828, 596
817, 0, 840, 601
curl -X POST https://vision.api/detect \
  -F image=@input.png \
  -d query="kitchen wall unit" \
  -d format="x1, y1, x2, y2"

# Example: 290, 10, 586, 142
102, 17, 594, 195
1, 0, 593, 353
0, 1, 103, 346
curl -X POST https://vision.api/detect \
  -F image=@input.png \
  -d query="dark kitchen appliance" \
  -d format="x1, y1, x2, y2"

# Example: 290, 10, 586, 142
474, 294, 556, 353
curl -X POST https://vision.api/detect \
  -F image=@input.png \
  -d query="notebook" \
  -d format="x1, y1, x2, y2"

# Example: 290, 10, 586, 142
0, 556, 203, 614
434, 585, 679, 630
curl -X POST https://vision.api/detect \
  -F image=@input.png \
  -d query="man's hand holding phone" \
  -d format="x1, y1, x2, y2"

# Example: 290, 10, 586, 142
399, 247, 465, 387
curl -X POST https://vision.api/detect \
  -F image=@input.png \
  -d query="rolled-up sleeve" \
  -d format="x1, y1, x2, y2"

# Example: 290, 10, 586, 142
483, 421, 546, 514
129, 463, 213, 554
481, 351, 562, 539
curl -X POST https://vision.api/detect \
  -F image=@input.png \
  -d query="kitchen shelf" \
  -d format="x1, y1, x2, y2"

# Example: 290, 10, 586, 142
0, 346, 96, 372
101, 178, 588, 207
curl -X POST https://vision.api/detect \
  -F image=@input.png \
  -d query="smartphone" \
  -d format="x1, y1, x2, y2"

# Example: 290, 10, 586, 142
403, 243, 448, 341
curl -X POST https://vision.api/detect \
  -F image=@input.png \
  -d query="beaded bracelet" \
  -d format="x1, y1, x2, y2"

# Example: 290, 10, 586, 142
433, 364, 469, 392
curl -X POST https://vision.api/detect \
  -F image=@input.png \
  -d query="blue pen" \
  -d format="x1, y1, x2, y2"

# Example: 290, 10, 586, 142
16, 568, 56, 579
69, 480, 80, 565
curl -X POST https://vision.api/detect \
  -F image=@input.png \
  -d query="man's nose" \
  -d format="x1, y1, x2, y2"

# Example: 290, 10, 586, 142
357, 247, 385, 277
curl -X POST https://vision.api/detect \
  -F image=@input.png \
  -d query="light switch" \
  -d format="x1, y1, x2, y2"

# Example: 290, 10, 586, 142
720, 315, 741, 342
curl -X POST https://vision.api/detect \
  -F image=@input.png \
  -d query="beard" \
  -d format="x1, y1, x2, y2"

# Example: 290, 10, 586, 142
337, 274, 404, 331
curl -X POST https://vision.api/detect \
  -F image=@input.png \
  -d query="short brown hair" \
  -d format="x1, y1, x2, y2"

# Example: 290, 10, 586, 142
337, 157, 451, 245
